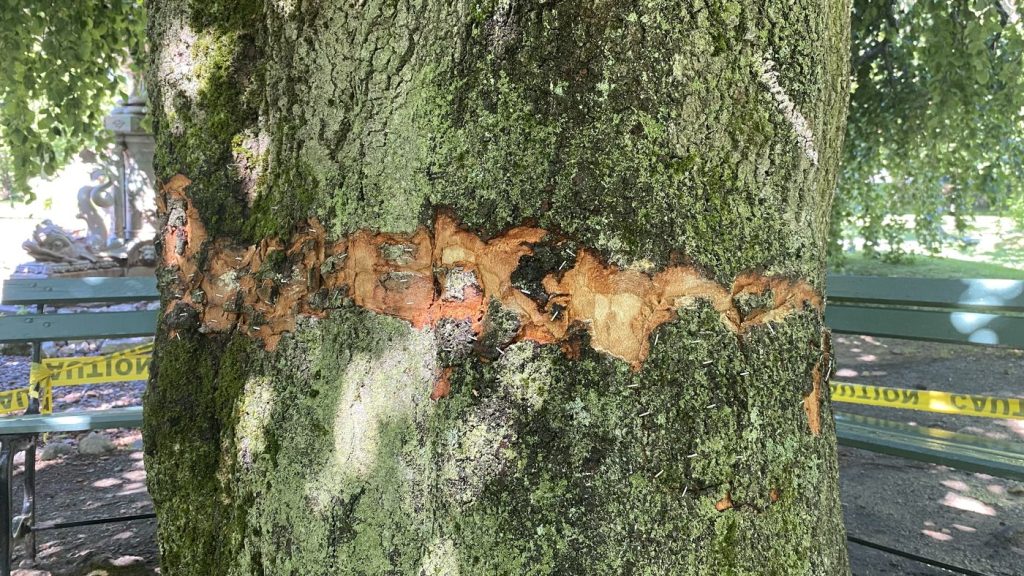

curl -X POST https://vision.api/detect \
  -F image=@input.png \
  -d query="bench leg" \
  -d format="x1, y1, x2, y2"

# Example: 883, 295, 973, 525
0, 438, 12, 576
19, 437, 35, 562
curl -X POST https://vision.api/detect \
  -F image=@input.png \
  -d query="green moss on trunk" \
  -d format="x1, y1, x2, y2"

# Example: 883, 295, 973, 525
146, 1, 852, 574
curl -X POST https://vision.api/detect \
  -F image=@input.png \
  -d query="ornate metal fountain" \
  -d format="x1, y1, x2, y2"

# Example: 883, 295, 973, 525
16, 86, 156, 278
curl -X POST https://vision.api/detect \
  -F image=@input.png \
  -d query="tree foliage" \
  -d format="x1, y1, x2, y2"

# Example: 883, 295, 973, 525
1, 0, 1022, 254
839, 0, 1024, 258
0, 0, 144, 201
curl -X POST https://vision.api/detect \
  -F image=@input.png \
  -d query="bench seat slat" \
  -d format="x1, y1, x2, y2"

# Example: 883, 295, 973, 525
0, 407, 143, 435
1, 277, 158, 307
0, 310, 158, 343
835, 413, 1024, 481
827, 275, 1024, 313
826, 304, 1024, 347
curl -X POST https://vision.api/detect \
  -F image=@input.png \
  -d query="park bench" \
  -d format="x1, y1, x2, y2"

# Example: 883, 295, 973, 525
0, 276, 158, 576
826, 274, 1024, 481
0, 274, 1020, 574
826, 274, 1024, 575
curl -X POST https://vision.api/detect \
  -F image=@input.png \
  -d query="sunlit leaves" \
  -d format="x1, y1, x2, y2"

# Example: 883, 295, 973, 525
0, 0, 145, 201
839, 0, 1024, 259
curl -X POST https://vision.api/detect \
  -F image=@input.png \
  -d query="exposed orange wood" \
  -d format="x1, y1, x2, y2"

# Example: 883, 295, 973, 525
804, 331, 832, 436
160, 177, 824, 370
431, 368, 453, 401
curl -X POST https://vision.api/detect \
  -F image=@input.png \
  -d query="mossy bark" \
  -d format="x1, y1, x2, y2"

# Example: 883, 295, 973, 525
145, 1, 852, 575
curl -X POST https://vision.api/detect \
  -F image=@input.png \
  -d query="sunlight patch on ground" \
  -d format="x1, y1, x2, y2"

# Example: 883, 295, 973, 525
921, 529, 954, 542
940, 492, 997, 516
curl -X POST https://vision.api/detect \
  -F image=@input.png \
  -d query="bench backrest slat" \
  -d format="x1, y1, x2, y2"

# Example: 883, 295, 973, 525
835, 413, 1024, 481
1, 277, 158, 307
0, 310, 158, 343
826, 304, 1024, 348
827, 275, 1024, 313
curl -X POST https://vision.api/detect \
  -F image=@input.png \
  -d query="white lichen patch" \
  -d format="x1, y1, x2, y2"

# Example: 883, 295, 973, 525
269, 0, 299, 16
305, 327, 436, 509
217, 269, 241, 291
152, 16, 199, 116
758, 57, 819, 166
443, 267, 479, 301
496, 342, 550, 410
233, 376, 275, 472
379, 243, 418, 265
419, 536, 461, 576
440, 401, 517, 507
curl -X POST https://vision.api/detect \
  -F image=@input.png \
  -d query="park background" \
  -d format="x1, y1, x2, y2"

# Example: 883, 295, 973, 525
0, 1, 1022, 575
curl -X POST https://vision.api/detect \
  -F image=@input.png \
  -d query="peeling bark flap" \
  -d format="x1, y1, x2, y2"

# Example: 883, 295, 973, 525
161, 175, 823, 369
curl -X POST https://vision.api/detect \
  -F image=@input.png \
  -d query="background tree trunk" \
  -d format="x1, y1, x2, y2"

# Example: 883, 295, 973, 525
145, 1, 851, 574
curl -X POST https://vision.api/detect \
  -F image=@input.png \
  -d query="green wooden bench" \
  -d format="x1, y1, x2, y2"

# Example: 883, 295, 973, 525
826, 275, 1024, 478
0, 277, 158, 576
826, 275, 1024, 575
827, 275, 1024, 346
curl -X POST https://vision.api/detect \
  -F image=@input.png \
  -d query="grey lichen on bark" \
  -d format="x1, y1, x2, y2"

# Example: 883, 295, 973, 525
144, 1, 853, 574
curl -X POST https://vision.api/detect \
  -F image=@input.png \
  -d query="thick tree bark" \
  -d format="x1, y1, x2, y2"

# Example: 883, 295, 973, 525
145, 1, 851, 574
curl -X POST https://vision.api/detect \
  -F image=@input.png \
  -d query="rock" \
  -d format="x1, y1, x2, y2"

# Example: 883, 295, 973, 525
41, 342, 61, 358
128, 439, 144, 451
110, 555, 146, 567
81, 554, 154, 576
40, 442, 75, 461
1009, 484, 1024, 497
62, 392, 83, 404
78, 431, 115, 455
99, 337, 153, 355
992, 524, 1024, 551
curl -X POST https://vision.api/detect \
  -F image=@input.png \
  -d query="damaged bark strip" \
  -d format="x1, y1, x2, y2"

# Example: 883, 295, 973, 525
804, 331, 833, 436
160, 175, 823, 370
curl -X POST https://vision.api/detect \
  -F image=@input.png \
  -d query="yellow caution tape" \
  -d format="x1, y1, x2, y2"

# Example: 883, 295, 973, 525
29, 343, 153, 388
0, 343, 154, 417
0, 387, 38, 416
831, 382, 1024, 420
0, 371, 54, 416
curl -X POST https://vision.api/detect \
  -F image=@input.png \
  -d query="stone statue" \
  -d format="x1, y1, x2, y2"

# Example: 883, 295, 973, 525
21, 220, 100, 264
77, 166, 116, 252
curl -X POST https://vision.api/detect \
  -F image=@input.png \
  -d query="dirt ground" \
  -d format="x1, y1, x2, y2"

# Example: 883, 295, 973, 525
10, 431, 158, 576
0, 334, 1020, 575
835, 334, 1024, 576
0, 361, 158, 576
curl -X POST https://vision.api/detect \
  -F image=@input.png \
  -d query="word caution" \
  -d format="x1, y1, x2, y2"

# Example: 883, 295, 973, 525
831, 382, 1024, 420
0, 344, 155, 416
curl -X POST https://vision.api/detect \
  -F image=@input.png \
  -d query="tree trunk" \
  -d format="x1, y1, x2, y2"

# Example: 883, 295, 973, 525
144, 1, 851, 574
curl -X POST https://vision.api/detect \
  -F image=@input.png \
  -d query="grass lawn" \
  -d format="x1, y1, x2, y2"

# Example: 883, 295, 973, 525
830, 252, 1024, 279
832, 214, 1024, 279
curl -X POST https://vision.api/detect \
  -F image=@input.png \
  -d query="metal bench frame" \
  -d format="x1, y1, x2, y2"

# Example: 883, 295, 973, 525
0, 277, 158, 576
